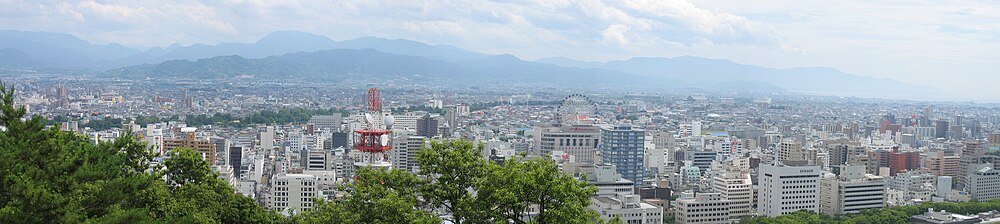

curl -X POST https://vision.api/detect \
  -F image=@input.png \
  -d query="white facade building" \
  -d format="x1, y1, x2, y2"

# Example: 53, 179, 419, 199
969, 167, 1000, 202
268, 174, 320, 216
675, 192, 731, 224
713, 171, 754, 221
819, 165, 886, 215
757, 163, 821, 217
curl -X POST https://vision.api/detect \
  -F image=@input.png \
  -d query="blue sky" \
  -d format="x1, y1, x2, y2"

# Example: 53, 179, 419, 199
1, 0, 999, 100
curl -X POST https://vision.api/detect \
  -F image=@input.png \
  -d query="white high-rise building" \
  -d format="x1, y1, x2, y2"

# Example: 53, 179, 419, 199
675, 192, 731, 224
391, 112, 422, 131
268, 174, 319, 216
757, 163, 821, 217
819, 165, 886, 215
968, 167, 1000, 201
713, 171, 754, 221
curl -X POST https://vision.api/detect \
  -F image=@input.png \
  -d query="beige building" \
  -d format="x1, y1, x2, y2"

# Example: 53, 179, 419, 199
163, 131, 217, 163
675, 192, 731, 224
712, 171, 754, 221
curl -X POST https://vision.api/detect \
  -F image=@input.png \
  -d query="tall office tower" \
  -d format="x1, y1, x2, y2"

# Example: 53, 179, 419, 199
712, 171, 754, 221
389, 130, 426, 172
959, 141, 986, 186
304, 148, 332, 171
934, 120, 948, 138
535, 125, 601, 165
776, 141, 805, 164
968, 167, 1000, 202
828, 144, 849, 166
675, 192, 730, 224
646, 144, 665, 176
990, 133, 1000, 146
330, 132, 349, 149
887, 149, 921, 176
924, 106, 934, 120
444, 107, 458, 129
268, 174, 318, 215
416, 114, 438, 138
600, 125, 646, 185
819, 165, 886, 215
228, 145, 245, 175
924, 151, 960, 177
163, 130, 217, 163
651, 131, 675, 162
403, 136, 426, 172
307, 114, 343, 132
260, 126, 275, 151
757, 163, 821, 217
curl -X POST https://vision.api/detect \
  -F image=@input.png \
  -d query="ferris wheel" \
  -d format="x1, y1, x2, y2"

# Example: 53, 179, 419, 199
558, 94, 596, 126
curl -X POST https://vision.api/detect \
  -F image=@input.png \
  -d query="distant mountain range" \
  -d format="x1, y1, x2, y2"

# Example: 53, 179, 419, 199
536, 56, 924, 94
0, 30, 930, 96
107, 49, 649, 88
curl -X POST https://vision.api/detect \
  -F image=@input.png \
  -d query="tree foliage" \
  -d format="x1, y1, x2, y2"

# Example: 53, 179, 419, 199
292, 167, 439, 224
0, 82, 284, 223
417, 140, 487, 224
475, 157, 601, 224
294, 139, 606, 224
742, 200, 1000, 224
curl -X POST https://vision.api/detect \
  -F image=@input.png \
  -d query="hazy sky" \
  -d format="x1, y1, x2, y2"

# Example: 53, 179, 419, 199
1, 0, 999, 100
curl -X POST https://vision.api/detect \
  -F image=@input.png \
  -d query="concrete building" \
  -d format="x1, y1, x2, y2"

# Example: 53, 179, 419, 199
535, 125, 601, 166
268, 174, 319, 215
390, 130, 426, 173
308, 115, 342, 132
682, 150, 717, 172
591, 163, 635, 196
675, 192, 731, 224
588, 163, 663, 224
416, 114, 438, 138
925, 151, 961, 178
590, 194, 663, 224
777, 141, 805, 164
757, 163, 821, 217
819, 165, 886, 215
968, 167, 1000, 202
163, 130, 217, 163
712, 171, 754, 221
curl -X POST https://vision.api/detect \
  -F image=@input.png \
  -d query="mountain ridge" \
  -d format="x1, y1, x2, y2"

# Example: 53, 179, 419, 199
0, 29, 929, 97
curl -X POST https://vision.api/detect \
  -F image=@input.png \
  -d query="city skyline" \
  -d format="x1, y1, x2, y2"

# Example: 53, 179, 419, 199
2, 1, 999, 100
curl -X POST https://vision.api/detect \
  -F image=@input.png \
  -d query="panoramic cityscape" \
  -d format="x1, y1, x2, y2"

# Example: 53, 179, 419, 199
2, 1, 1000, 224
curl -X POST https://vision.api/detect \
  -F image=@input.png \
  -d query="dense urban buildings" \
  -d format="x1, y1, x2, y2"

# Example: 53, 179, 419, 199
14, 75, 1000, 223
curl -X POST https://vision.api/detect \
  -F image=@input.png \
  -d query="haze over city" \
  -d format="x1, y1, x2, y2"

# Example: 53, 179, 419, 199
2, 0, 998, 101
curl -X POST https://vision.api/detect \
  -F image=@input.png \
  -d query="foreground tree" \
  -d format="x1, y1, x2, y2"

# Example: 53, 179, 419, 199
293, 167, 439, 224
475, 156, 601, 224
0, 82, 283, 223
417, 140, 488, 224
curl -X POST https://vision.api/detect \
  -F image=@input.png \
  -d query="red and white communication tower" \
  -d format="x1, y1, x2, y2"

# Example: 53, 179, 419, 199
353, 87, 394, 169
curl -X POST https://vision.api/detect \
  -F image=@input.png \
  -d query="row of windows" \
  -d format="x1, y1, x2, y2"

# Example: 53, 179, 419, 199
686, 203, 729, 207
782, 180, 817, 184
781, 200, 816, 205
781, 195, 815, 200
781, 205, 815, 210
684, 212, 728, 217
782, 190, 816, 194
